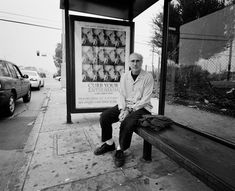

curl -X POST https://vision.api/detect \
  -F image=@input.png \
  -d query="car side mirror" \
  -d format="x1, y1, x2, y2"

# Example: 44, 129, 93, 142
23, 74, 29, 78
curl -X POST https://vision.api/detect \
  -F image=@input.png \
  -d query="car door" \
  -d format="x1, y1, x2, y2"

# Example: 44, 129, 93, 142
7, 62, 22, 98
14, 65, 29, 96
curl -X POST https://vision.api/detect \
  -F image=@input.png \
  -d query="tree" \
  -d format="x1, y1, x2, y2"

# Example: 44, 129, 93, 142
53, 43, 62, 75
151, 3, 181, 50
178, 0, 224, 24
150, 0, 235, 64
151, 3, 182, 63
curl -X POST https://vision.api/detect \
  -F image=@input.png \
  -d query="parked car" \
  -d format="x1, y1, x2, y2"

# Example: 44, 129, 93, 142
21, 70, 44, 90
0, 60, 31, 116
55, 76, 61, 81
39, 72, 46, 78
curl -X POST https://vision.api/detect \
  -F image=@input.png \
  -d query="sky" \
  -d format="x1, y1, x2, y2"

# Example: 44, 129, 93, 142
0, 0, 163, 74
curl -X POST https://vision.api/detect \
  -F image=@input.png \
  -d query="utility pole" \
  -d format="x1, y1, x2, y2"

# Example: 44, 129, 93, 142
157, 51, 161, 86
151, 45, 155, 77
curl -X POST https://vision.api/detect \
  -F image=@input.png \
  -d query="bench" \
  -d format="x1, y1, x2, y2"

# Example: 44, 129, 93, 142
135, 123, 235, 191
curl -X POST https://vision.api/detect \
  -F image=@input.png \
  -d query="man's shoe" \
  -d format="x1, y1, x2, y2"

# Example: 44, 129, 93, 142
114, 150, 125, 167
94, 143, 115, 155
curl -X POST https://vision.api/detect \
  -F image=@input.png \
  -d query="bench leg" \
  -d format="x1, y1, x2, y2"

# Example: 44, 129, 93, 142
143, 140, 152, 161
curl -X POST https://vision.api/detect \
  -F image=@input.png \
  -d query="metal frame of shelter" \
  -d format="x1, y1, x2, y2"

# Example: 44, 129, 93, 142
60, 2, 235, 190
60, 0, 170, 123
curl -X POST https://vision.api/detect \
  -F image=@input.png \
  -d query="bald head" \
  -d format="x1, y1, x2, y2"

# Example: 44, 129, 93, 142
129, 53, 143, 61
129, 52, 143, 75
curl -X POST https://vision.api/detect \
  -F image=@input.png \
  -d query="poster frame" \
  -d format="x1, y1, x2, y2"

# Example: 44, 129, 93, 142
69, 15, 134, 113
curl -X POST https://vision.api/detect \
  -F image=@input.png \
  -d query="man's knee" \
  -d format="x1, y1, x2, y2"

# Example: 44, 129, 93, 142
121, 117, 136, 131
100, 110, 109, 124
100, 108, 117, 125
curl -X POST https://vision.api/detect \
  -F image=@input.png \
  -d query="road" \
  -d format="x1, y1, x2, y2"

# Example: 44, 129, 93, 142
0, 77, 61, 191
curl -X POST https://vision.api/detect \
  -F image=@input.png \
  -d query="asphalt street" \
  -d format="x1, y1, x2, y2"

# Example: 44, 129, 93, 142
0, 77, 60, 191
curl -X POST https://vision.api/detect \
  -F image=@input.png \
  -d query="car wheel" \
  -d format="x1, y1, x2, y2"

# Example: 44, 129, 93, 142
37, 83, 41, 90
23, 88, 31, 103
5, 94, 15, 116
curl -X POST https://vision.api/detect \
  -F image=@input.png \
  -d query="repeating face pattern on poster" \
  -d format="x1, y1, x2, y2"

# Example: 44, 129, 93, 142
74, 21, 130, 109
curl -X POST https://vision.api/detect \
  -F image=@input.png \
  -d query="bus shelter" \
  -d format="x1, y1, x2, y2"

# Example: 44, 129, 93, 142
60, 0, 235, 190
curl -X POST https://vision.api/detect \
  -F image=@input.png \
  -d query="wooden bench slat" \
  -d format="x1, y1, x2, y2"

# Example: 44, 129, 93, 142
135, 124, 235, 191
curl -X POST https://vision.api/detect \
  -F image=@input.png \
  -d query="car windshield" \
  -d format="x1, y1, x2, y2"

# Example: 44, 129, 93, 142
22, 71, 37, 76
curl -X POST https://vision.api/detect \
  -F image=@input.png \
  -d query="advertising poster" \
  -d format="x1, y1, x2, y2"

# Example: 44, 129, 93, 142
74, 20, 131, 109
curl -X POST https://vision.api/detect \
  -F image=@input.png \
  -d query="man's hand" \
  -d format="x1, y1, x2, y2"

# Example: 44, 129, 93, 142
118, 109, 129, 122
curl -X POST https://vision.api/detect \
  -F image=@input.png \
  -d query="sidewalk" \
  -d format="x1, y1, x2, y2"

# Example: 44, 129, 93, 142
18, 87, 212, 191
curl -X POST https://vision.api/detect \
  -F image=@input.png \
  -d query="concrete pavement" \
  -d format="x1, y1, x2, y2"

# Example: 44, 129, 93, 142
11, 86, 213, 191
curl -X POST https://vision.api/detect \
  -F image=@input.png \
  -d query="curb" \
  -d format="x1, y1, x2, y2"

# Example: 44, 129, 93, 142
5, 90, 51, 191
24, 90, 51, 153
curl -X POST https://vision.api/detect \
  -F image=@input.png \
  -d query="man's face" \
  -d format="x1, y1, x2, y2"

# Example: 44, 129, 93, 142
129, 54, 142, 74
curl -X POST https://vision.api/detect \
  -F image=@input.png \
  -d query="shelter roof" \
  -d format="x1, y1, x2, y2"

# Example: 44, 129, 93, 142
60, 0, 159, 20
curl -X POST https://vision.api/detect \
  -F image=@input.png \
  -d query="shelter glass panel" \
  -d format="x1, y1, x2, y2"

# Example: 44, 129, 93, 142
165, 0, 235, 144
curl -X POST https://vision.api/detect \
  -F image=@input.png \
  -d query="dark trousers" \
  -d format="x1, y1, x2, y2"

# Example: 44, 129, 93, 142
100, 105, 150, 151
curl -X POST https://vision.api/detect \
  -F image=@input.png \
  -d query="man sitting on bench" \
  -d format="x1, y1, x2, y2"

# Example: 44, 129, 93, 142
94, 52, 154, 167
